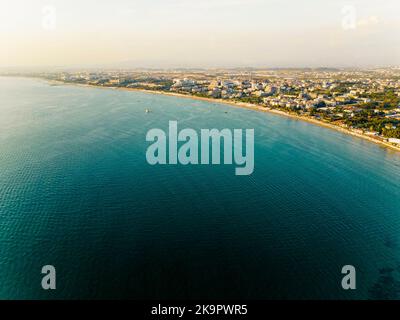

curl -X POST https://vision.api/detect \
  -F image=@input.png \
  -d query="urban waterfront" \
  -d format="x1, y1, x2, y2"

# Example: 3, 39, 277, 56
0, 77, 400, 299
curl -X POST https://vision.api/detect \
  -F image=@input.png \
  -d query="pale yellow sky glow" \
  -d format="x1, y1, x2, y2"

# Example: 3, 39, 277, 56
1, 0, 400, 68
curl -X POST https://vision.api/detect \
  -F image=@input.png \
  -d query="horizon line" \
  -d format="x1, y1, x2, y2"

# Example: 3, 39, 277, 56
1, 65, 400, 72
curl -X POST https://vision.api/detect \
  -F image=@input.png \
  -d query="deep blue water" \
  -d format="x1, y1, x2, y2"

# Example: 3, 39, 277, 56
0, 77, 399, 299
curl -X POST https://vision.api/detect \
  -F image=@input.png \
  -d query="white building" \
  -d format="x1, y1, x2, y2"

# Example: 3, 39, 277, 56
388, 138, 400, 144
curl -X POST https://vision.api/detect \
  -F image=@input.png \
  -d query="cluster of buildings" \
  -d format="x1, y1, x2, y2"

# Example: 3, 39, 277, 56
169, 75, 400, 117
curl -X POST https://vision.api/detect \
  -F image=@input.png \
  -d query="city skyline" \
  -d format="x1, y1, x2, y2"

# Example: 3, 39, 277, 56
1, 0, 400, 69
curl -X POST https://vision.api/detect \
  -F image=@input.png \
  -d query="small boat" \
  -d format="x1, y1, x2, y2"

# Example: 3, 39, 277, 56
145, 109, 151, 113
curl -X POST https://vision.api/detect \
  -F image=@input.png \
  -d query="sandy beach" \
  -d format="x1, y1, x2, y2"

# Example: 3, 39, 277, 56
49, 80, 400, 153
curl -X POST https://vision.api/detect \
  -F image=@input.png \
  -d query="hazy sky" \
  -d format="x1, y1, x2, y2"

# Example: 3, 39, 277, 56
1, 0, 400, 68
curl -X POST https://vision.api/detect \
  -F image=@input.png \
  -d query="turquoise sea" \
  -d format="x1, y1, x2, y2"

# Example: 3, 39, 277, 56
0, 77, 400, 299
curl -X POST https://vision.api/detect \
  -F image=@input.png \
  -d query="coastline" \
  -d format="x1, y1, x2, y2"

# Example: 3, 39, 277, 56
49, 79, 400, 153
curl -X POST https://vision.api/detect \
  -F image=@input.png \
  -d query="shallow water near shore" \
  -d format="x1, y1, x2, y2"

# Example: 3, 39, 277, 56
1, 77, 400, 299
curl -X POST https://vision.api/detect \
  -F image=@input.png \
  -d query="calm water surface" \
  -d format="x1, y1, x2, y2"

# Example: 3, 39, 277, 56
0, 77, 399, 299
